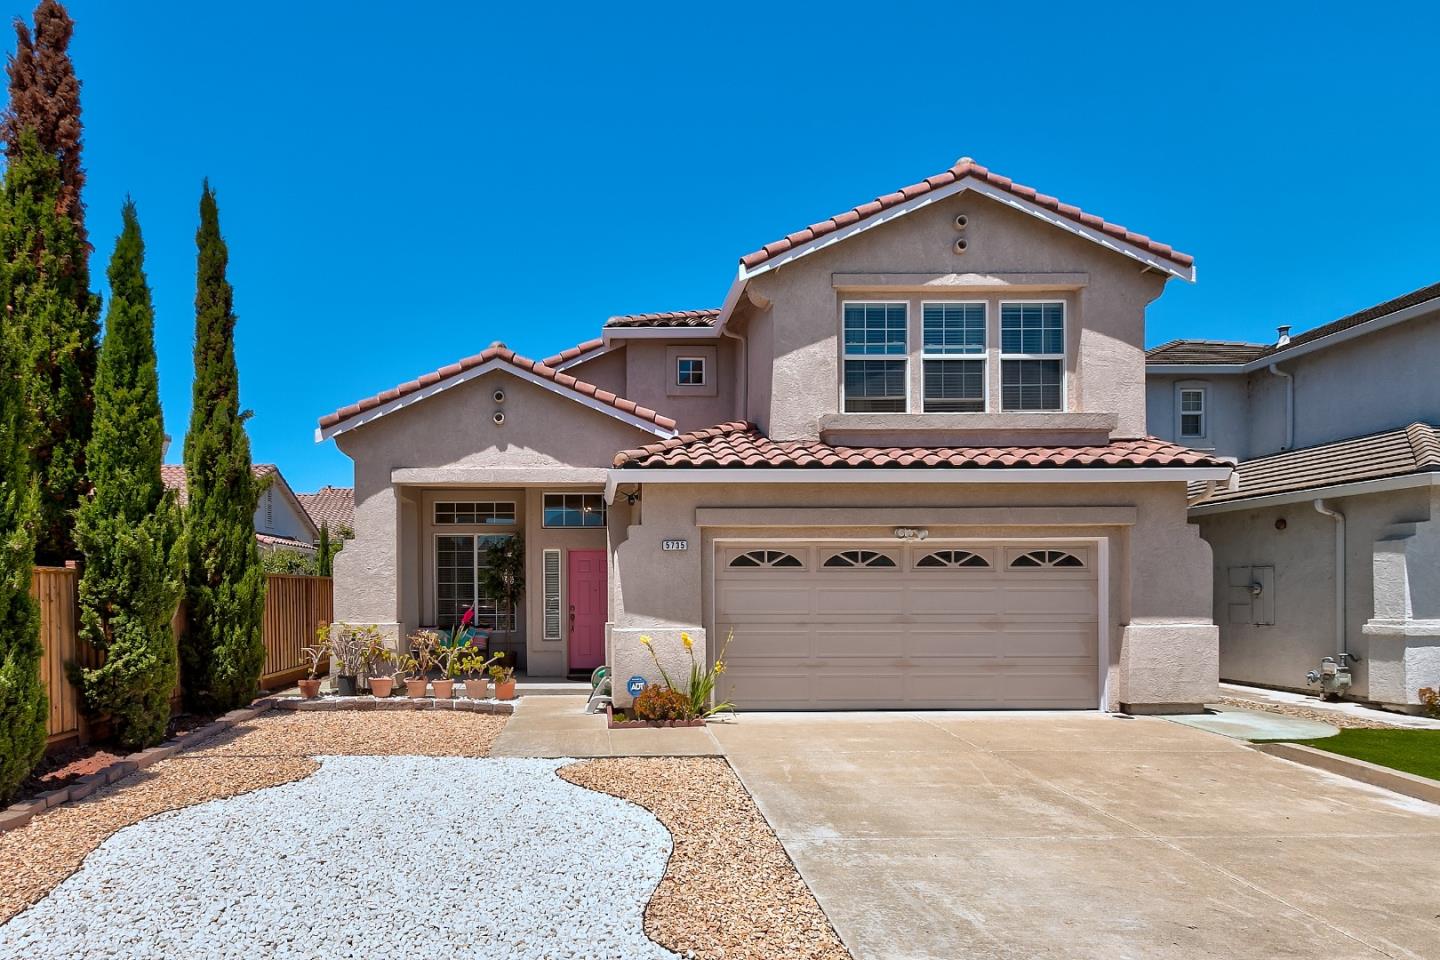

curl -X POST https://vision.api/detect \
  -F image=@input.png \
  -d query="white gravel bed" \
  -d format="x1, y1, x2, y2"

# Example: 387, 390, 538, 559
0, 756, 680, 960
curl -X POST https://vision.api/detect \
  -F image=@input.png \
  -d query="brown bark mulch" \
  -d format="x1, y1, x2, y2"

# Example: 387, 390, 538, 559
0, 710, 507, 924
559, 756, 853, 960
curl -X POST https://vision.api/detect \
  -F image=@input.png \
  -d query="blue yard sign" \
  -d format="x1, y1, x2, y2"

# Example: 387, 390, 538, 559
626, 675, 647, 697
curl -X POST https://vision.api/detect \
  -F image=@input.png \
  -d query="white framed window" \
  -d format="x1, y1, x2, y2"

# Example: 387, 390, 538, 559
676, 356, 706, 386
435, 533, 515, 631
842, 301, 908, 413
1179, 387, 1206, 439
921, 301, 986, 413
542, 549, 563, 640
434, 501, 516, 525
543, 492, 606, 528
1000, 301, 1065, 412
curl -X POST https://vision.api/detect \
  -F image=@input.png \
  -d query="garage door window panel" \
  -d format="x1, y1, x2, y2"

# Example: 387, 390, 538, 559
1009, 549, 1086, 569
728, 549, 805, 569
822, 549, 898, 568
914, 549, 991, 569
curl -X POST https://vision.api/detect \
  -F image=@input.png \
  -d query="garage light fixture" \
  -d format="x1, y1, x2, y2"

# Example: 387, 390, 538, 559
893, 527, 929, 541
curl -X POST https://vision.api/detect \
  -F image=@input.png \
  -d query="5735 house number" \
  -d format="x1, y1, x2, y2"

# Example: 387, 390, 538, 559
661, 539, 688, 552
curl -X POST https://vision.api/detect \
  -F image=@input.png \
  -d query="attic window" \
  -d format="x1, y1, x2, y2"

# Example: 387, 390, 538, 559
676, 357, 706, 386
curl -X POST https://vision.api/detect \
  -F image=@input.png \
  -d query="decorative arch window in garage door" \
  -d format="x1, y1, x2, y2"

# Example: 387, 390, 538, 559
822, 550, 898, 568
1009, 549, 1086, 569
915, 550, 991, 568
728, 549, 805, 569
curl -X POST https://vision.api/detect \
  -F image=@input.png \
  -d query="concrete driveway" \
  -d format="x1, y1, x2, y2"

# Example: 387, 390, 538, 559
711, 712, 1440, 960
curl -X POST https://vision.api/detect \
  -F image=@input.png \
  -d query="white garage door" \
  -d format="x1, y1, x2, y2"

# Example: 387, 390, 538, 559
714, 542, 1099, 710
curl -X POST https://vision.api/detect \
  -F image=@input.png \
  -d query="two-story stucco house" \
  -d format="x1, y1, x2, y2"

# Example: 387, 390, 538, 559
318, 157, 1234, 714
1147, 281, 1440, 711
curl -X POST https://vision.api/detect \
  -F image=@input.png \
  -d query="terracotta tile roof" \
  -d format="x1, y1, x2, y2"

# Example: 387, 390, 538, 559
296, 486, 354, 533
161, 463, 276, 507
540, 338, 605, 367
739, 157, 1194, 272
614, 422, 1227, 470
604, 309, 719, 328
255, 532, 316, 551
1146, 340, 1270, 365
317, 342, 677, 433
1195, 423, 1440, 506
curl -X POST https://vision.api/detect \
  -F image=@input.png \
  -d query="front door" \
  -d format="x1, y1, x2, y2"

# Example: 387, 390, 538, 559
567, 549, 607, 672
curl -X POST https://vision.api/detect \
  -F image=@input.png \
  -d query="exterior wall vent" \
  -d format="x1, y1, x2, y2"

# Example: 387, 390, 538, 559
492, 410, 505, 425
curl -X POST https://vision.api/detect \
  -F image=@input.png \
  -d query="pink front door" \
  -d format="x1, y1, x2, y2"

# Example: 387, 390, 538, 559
567, 550, 607, 671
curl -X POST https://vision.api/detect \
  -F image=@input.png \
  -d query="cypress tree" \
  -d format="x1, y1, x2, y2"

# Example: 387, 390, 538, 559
4, 1, 97, 564
316, 522, 332, 577
0, 156, 44, 804
74, 202, 183, 748
180, 183, 264, 712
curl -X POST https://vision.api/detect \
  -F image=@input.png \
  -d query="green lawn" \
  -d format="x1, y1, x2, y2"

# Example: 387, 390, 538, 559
1290, 729, 1440, 781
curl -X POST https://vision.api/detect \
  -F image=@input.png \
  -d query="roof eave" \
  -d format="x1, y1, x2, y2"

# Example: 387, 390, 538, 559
1189, 470, 1440, 516
1146, 363, 1249, 375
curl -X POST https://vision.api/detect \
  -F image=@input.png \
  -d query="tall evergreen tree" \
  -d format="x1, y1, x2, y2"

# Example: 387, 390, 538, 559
4, 0, 96, 564
74, 202, 182, 748
0, 163, 44, 804
181, 183, 264, 711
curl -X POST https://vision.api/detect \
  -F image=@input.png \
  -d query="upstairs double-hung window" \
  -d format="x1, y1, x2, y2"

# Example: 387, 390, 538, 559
1000, 302, 1065, 411
842, 302, 908, 413
922, 302, 986, 412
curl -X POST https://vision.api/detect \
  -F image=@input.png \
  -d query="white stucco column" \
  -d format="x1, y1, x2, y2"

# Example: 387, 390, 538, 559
1364, 521, 1440, 709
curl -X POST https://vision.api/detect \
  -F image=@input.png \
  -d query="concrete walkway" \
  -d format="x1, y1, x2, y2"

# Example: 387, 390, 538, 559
1221, 682, 1440, 730
712, 711, 1440, 960
1164, 705, 1338, 740
488, 695, 721, 757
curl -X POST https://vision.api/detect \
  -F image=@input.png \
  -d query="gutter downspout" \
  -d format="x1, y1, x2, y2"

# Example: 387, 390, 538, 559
1268, 363, 1294, 451
720, 325, 748, 423
1313, 499, 1348, 659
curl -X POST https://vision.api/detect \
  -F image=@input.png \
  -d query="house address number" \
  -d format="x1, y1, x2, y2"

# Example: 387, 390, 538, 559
662, 539, 688, 552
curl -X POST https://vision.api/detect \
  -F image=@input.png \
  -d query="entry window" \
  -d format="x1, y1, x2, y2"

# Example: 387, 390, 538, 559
435, 501, 516, 525
1000, 302, 1064, 411
823, 549, 897, 568
676, 357, 706, 386
843, 302, 907, 412
922, 302, 986, 413
1179, 388, 1206, 438
436, 534, 515, 631
543, 493, 606, 528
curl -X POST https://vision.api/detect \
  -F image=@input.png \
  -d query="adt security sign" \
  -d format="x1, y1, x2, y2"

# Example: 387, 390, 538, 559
626, 675, 647, 697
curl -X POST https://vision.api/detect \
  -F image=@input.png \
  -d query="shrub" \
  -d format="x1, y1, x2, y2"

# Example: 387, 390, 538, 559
1420, 687, 1440, 719
259, 549, 317, 575
634, 684, 690, 722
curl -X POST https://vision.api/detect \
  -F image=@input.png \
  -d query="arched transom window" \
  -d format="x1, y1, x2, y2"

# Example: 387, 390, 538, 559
729, 550, 804, 569
823, 550, 898, 568
1010, 549, 1085, 569
915, 550, 990, 568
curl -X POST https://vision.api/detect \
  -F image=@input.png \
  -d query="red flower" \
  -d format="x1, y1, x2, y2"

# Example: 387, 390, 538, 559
460, 606, 474, 627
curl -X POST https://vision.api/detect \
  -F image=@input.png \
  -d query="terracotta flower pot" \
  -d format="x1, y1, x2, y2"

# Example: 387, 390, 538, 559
494, 679, 516, 701
297, 678, 321, 699
467, 679, 490, 699
369, 676, 394, 698
405, 678, 429, 698
432, 679, 455, 699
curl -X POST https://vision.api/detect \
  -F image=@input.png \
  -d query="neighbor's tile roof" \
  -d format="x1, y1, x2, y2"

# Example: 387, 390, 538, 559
614, 421, 1226, 470
1195, 423, 1440, 506
739, 157, 1194, 272
1269, 280, 1440, 355
161, 463, 276, 507
604, 309, 720, 328
296, 486, 355, 532
1146, 340, 1270, 365
541, 337, 605, 367
317, 342, 677, 432
255, 532, 316, 551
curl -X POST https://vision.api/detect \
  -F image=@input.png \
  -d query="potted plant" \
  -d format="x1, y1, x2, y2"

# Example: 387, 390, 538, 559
458, 649, 499, 699
326, 624, 369, 697
432, 635, 466, 699
489, 660, 516, 700
403, 629, 441, 698
364, 638, 396, 698
297, 638, 328, 699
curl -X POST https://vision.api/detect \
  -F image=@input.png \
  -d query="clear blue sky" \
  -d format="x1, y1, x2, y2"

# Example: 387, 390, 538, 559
65, 0, 1439, 491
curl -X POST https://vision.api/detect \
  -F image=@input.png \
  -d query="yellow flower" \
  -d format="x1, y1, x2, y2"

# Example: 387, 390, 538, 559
639, 635, 652, 647
681, 632, 693, 649
714, 660, 726, 674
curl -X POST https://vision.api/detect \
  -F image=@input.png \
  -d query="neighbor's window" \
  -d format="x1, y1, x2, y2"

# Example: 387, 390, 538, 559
1179, 387, 1206, 438
434, 501, 516, 525
1000, 302, 1064, 411
676, 356, 706, 386
922, 302, 986, 413
543, 492, 606, 528
842, 302, 907, 413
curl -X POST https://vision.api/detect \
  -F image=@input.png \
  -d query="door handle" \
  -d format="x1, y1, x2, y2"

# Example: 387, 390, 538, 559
569, 604, 576, 626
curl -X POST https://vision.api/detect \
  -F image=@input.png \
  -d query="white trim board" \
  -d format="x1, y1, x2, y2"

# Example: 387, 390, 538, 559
316, 358, 679, 442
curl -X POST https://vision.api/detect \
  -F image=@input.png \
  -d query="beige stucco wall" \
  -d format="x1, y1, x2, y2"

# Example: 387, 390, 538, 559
559, 337, 740, 432
741, 192, 1168, 441
607, 478, 1215, 711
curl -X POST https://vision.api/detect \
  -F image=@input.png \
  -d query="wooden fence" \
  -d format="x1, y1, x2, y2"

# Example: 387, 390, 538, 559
34, 568, 333, 745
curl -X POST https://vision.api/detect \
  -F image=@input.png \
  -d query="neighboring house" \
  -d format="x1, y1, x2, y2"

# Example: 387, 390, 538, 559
318, 156, 1234, 714
1147, 281, 1440, 710
296, 485, 355, 536
162, 463, 320, 554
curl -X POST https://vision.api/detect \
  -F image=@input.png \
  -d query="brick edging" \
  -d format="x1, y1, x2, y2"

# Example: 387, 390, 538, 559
1252, 742, 1440, 806
0, 698, 279, 834
272, 695, 516, 715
